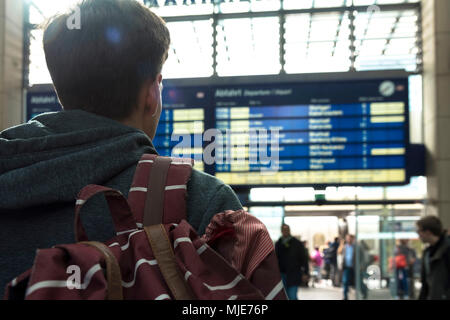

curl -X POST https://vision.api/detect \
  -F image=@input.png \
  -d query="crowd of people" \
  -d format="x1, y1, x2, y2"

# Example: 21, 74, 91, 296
275, 215, 450, 300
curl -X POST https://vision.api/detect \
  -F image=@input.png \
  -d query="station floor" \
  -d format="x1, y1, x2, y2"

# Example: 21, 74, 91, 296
296, 280, 406, 300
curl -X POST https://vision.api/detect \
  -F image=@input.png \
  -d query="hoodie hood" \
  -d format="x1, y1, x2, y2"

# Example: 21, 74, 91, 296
0, 110, 156, 210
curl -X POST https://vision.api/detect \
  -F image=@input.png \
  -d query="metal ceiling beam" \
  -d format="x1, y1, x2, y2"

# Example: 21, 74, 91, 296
160, 3, 420, 23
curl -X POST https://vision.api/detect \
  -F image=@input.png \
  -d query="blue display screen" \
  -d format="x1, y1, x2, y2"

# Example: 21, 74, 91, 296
211, 79, 409, 186
26, 77, 411, 186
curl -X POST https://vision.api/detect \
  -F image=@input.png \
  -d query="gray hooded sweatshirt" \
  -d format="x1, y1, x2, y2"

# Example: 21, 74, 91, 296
0, 110, 242, 295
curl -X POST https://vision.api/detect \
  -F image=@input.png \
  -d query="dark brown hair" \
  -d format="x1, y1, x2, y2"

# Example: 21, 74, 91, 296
43, 0, 170, 120
417, 216, 443, 236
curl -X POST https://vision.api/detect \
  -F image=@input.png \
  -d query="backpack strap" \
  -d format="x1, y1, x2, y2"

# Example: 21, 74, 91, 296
80, 241, 123, 300
143, 156, 173, 226
144, 224, 195, 300
129, 154, 196, 299
128, 154, 194, 226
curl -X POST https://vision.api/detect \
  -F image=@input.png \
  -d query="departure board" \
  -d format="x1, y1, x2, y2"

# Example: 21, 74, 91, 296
26, 86, 209, 172
26, 77, 412, 187
213, 79, 409, 186
26, 90, 62, 120
154, 85, 210, 172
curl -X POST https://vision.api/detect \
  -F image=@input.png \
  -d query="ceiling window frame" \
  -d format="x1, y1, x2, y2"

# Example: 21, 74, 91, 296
23, 0, 422, 87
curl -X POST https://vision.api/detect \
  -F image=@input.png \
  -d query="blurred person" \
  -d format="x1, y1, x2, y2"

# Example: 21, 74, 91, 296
0, 0, 244, 295
408, 243, 419, 299
358, 240, 370, 300
340, 235, 370, 300
338, 218, 349, 239
337, 237, 345, 287
275, 224, 309, 300
403, 239, 417, 299
341, 234, 355, 299
302, 240, 311, 287
310, 246, 323, 287
326, 237, 340, 287
391, 239, 417, 299
323, 241, 332, 281
416, 216, 450, 300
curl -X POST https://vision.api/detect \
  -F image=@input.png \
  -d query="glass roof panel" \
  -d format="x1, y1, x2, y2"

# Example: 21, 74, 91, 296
284, 12, 352, 73
27, 0, 421, 84
163, 20, 214, 78
29, 0, 80, 25
216, 17, 281, 76
29, 29, 52, 85
353, 8, 419, 71
150, 1, 214, 17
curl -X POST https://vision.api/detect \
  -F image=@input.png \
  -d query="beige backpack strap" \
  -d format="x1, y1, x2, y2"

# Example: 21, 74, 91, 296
144, 224, 195, 300
81, 241, 123, 300
143, 156, 173, 226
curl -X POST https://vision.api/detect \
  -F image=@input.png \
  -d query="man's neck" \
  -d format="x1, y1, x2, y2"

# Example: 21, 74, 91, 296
429, 234, 441, 246
121, 113, 144, 132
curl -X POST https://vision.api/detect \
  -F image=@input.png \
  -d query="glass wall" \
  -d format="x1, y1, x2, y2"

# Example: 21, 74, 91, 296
354, 206, 424, 300
250, 177, 426, 300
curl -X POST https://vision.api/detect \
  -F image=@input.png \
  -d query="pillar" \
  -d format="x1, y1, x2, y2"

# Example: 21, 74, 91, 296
422, 0, 450, 229
0, 0, 24, 131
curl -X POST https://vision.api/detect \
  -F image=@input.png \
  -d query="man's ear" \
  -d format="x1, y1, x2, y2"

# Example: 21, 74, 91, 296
145, 76, 162, 116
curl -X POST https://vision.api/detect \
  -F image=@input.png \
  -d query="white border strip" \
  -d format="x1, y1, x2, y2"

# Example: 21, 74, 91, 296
122, 259, 158, 288
129, 185, 187, 193
116, 228, 138, 236
155, 293, 171, 300
135, 222, 177, 229
173, 237, 192, 249
203, 275, 244, 291
165, 185, 187, 191
265, 280, 284, 300
196, 244, 208, 255
129, 187, 147, 192
138, 159, 192, 166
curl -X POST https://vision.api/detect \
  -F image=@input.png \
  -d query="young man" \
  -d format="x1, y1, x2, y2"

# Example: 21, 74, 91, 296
341, 234, 356, 300
416, 216, 450, 300
394, 239, 417, 299
339, 234, 368, 300
275, 224, 309, 300
0, 0, 242, 296
329, 237, 340, 286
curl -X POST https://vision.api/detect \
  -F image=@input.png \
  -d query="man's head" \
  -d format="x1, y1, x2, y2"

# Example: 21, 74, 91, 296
43, 0, 170, 139
345, 234, 354, 244
281, 224, 291, 238
416, 216, 443, 245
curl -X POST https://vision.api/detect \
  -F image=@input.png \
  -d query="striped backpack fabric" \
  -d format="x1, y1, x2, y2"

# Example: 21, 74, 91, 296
4, 154, 287, 300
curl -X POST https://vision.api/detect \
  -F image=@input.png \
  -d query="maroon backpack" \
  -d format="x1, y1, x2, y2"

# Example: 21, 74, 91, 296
4, 154, 287, 300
